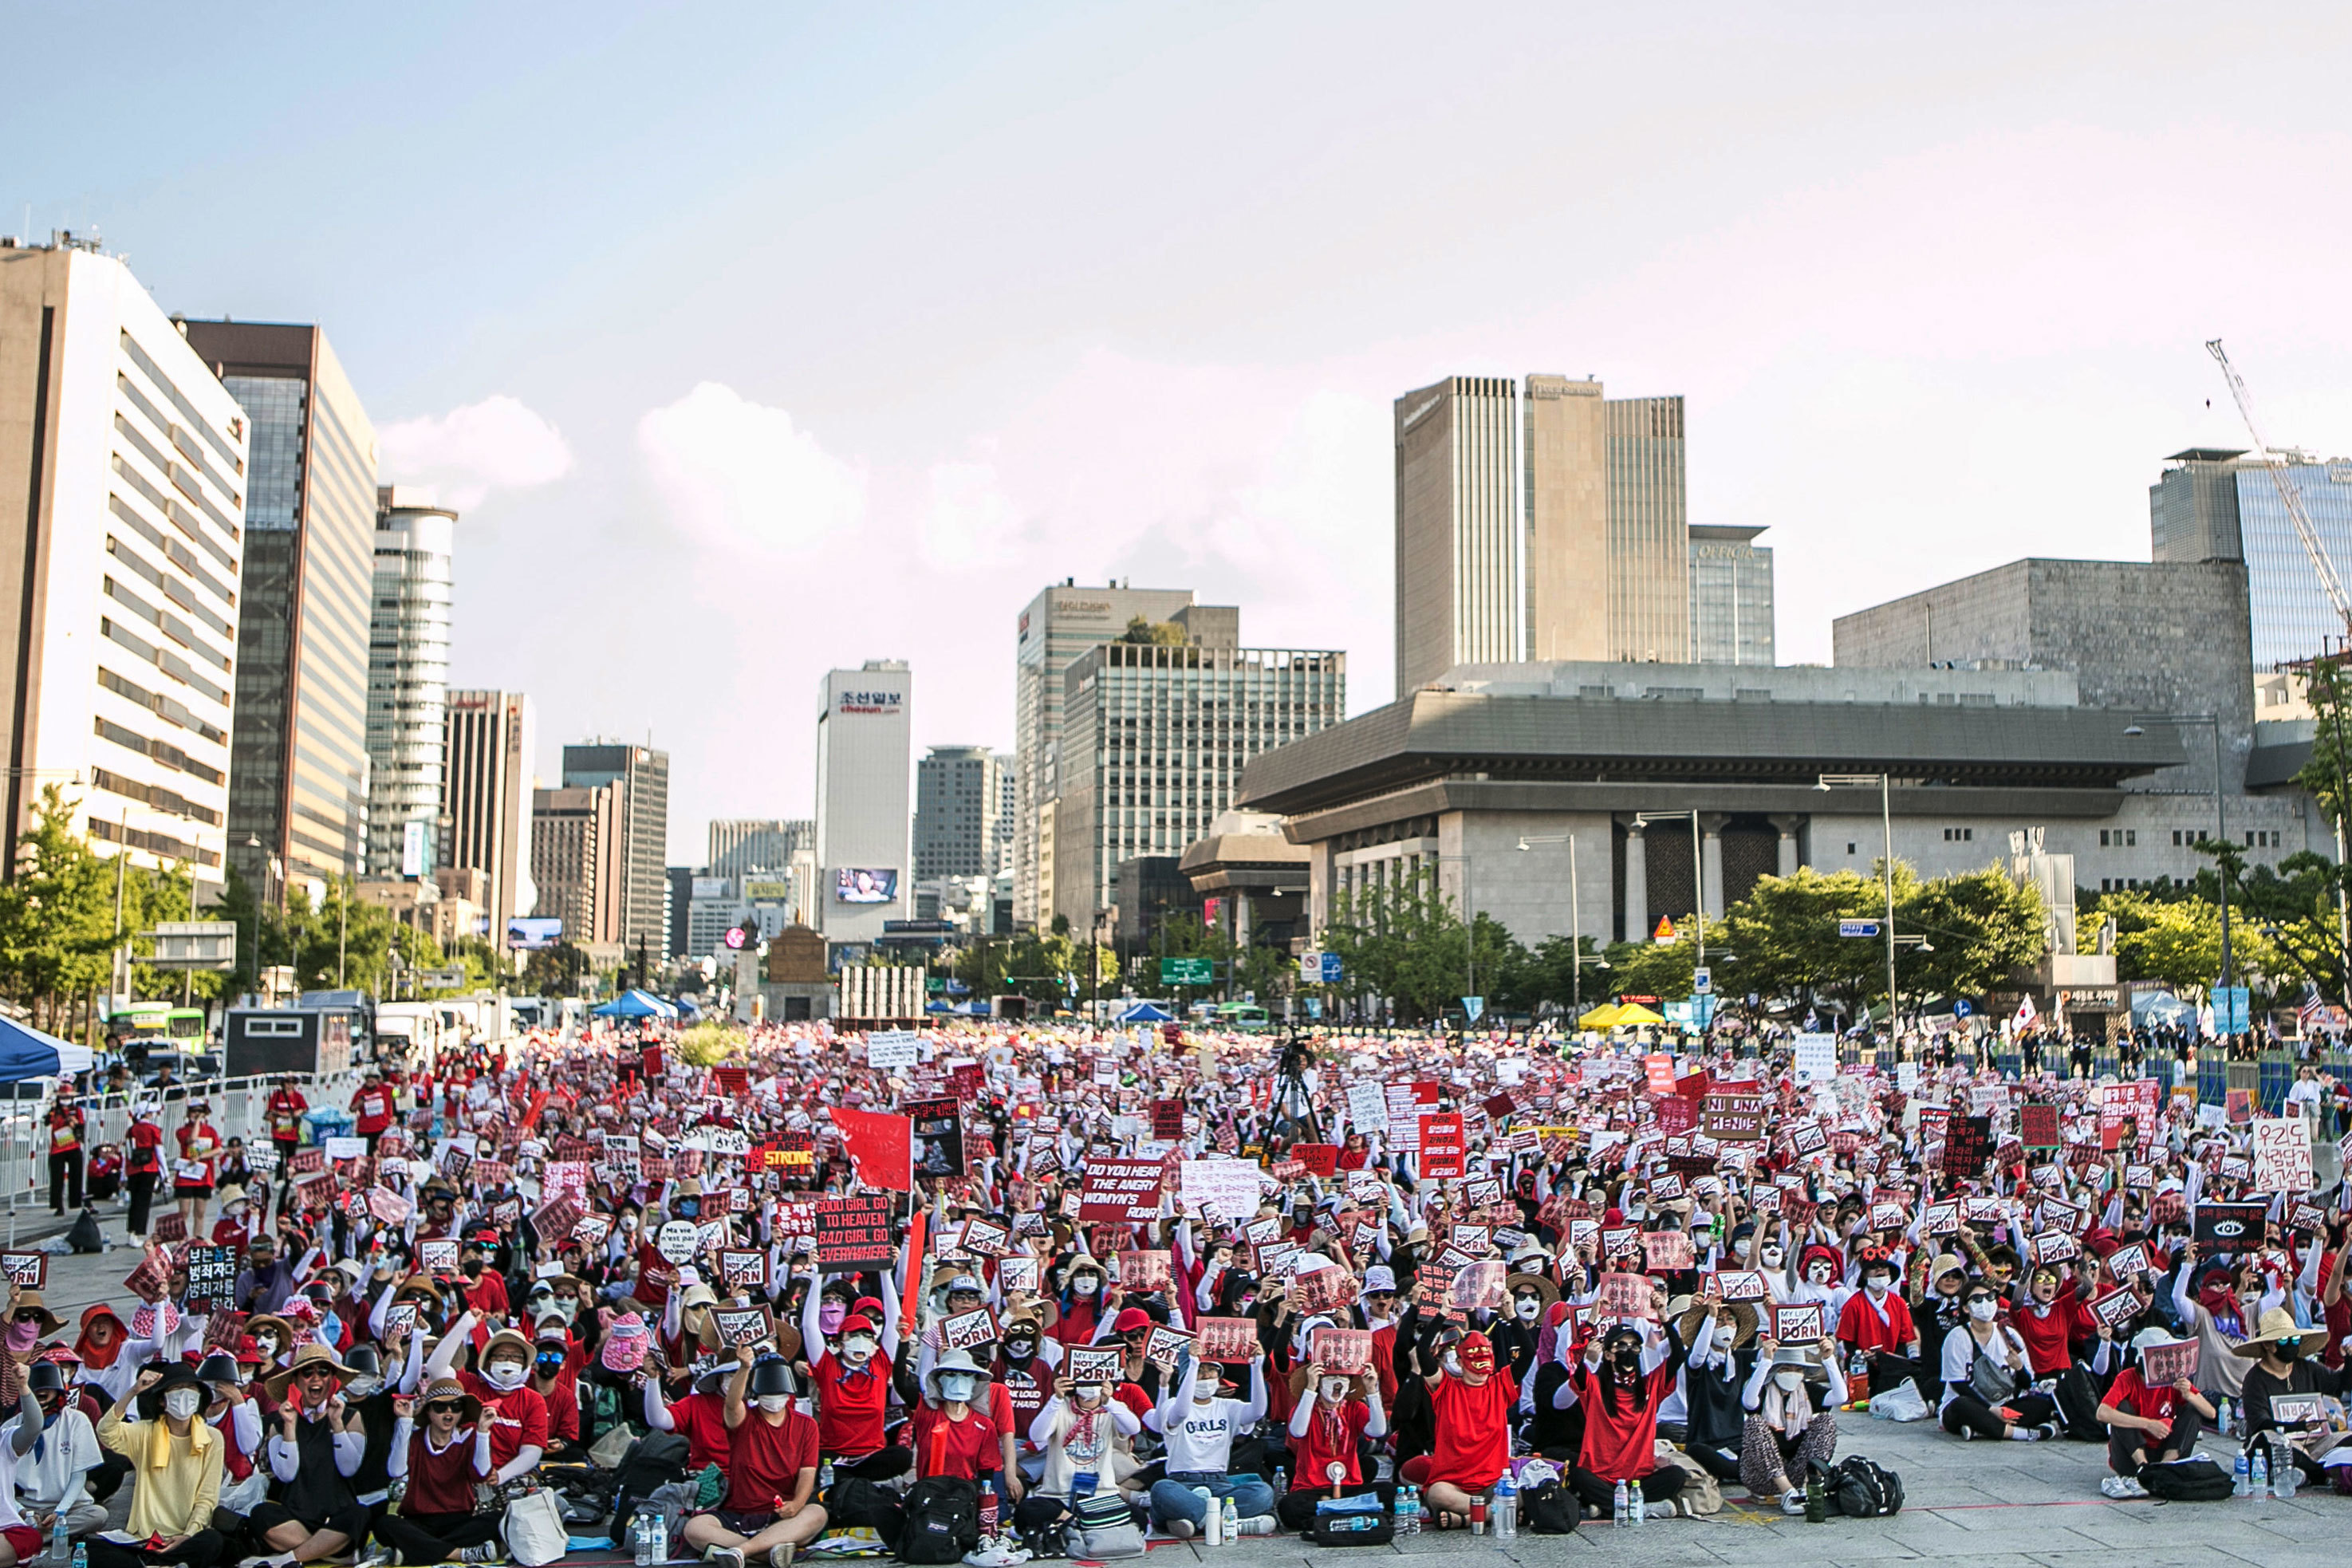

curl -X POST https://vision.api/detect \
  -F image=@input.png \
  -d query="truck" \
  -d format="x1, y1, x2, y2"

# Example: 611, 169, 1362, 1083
370, 1002, 445, 1071
224, 1008, 352, 1080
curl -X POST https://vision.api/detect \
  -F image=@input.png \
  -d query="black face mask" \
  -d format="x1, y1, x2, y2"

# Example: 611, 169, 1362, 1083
2275, 1338, 2303, 1360
1005, 1339, 1036, 1359
463, 1260, 485, 1278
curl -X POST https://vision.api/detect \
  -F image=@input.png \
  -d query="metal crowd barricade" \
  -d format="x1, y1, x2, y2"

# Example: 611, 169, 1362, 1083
0, 1068, 361, 1243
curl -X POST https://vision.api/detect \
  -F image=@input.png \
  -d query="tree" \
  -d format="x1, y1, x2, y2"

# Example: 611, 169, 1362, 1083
1712, 868, 1891, 1015
1322, 871, 1481, 1024
1897, 864, 2047, 1001
522, 940, 590, 995
1120, 617, 1188, 647
1601, 922, 1700, 1009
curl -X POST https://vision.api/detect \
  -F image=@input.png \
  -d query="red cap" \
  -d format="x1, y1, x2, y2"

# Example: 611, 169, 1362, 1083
1113, 1306, 1154, 1334
839, 1313, 877, 1337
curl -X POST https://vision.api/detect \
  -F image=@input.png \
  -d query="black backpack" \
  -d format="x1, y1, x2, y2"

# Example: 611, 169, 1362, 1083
2139, 1458, 2233, 1502
899, 1476, 981, 1564
1829, 1456, 1904, 1519
823, 1475, 908, 1549
1522, 1479, 1581, 1535
607, 1430, 690, 1535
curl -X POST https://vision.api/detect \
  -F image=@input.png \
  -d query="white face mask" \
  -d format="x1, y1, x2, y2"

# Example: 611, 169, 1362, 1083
1806, 1263, 1834, 1284
1733, 1236, 1754, 1259
756, 1393, 790, 1412
1968, 1299, 1999, 1323
1772, 1370, 1805, 1394
163, 1389, 203, 1420
1073, 1276, 1101, 1298
1442, 1351, 1462, 1377
1192, 1377, 1221, 1404
1318, 1377, 1350, 1402
842, 1335, 877, 1365
1864, 1278, 1890, 1298
1074, 1384, 1103, 1406
483, 1361, 528, 1391
1515, 1296, 1541, 1320
1759, 1247, 1784, 1269
256, 1337, 281, 1357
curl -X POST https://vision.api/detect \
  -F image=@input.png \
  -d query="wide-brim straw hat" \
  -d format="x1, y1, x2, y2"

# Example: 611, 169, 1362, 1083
1504, 1272, 1562, 1310
1670, 1294, 1759, 1350
414, 1377, 483, 1424
2231, 1306, 2308, 1357
9, 1294, 63, 1334
262, 1341, 353, 1400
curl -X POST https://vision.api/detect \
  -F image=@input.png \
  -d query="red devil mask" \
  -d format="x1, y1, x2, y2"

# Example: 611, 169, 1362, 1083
1459, 1331, 1495, 1377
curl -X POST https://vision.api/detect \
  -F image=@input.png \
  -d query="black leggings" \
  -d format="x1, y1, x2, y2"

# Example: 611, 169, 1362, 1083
1942, 1389, 2056, 1440
49, 1148, 81, 1211
126, 1172, 158, 1235
375, 1509, 501, 1562
2108, 1408, 2203, 1476
826, 1446, 912, 1480
1569, 1465, 1684, 1515
86, 1531, 227, 1568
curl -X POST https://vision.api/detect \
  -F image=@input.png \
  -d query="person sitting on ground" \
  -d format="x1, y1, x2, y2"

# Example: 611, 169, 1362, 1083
376, 1378, 502, 1565
2232, 1306, 2351, 1489
1146, 1350, 1274, 1538
1562, 1318, 1692, 1520
2094, 1330, 2214, 1498
1739, 1340, 1848, 1514
2, 1361, 104, 1542
92, 1364, 224, 1568
245, 1343, 372, 1566
1938, 1280, 2057, 1443
679, 1347, 827, 1568
1835, 1252, 1920, 1401
1018, 1374, 1141, 1539
1276, 1364, 1389, 1533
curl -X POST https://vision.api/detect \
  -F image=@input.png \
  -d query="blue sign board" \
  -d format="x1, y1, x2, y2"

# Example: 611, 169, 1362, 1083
1838, 920, 1881, 938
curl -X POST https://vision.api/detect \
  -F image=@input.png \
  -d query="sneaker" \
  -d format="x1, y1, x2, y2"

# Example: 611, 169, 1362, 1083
455, 1546, 504, 1565
2035, 1422, 2061, 1443
1649, 1499, 1677, 1519
1235, 1517, 1277, 1536
961, 1546, 1022, 1568
1162, 1520, 1195, 1539
770, 1546, 797, 1568
1781, 1489, 1807, 1515
2098, 1475, 2133, 1499
707, 1549, 747, 1568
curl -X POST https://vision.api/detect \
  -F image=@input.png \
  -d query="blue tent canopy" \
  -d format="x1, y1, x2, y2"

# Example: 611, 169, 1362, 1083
1116, 1003, 1174, 1023
591, 988, 677, 1020
0, 1016, 96, 1083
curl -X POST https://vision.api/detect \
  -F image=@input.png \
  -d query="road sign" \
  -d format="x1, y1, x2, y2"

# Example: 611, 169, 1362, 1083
1160, 956, 1213, 985
1320, 953, 1343, 983
1952, 999, 1973, 1018
1692, 967, 1712, 995
419, 967, 468, 990
1461, 996, 1485, 1023
144, 922, 238, 971
2215, 986, 2251, 1034
1838, 920, 1881, 938
1298, 951, 1322, 981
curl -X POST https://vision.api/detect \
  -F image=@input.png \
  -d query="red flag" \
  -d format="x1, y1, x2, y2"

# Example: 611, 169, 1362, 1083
833, 1106, 913, 1192
899, 1209, 928, 1329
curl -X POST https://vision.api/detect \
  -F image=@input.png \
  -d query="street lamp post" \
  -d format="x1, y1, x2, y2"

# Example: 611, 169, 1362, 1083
1818, 774, 1899, 1034
1515, 834, 1613, 1018
2122, 716, 2232, 988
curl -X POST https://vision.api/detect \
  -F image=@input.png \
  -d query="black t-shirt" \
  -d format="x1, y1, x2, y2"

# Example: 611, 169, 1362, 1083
2239, 1358, 2350, 1434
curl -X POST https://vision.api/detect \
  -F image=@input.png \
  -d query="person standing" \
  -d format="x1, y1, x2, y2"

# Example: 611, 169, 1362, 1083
124, 1107, 163, 1239
45, 1093, 84, 1215
263, 1078, 307, 1197
171, 1102, 222, 1238
348, 1073, 395, 1154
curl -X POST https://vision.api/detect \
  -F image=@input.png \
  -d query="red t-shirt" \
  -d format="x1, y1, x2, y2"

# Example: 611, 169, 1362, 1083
458, 1373, 551, 1470
668, 1390, 732, 1471
128, 1123, 163, 1176
724, 1406, 820, 1514
813, 1351, 891, 1456
352, 1085, 396, 1134
1573, 1364, 1673, 1484
536, 1365, 580, 1443
1425, 1370, 1517, 1490
1292, 1396, 1371, 1488
1836, 1290, 1917, 1356
401, 1428, 489, 1516
910, 1403, 1003, 1480
267, 1090, 308, 1142
2103, 1366, 2177, 1426
2012, 1291, 2090, 1377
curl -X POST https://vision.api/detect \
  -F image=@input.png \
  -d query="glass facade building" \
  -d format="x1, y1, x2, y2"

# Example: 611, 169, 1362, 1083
1688, 524, 1775, 666
368, 489, 454, 878
2149, 447, 2352, 669
561, 743, 671, 959
1051, 636, 1344, 929
185, 321, 376, 904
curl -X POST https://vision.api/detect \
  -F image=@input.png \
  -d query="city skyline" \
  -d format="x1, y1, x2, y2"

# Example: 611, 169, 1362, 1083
10, 6, 2352, 861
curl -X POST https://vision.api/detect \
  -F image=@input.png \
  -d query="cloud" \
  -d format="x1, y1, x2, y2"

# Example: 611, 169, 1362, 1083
378, 395, 573, 510
636, 381, 865, 557
921, 456, 1022, 569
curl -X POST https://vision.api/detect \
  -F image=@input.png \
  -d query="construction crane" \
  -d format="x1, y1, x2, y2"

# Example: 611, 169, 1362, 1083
2207, 338, 2352, 637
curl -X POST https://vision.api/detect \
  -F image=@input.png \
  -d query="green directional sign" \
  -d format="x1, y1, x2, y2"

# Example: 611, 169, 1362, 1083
1160, 956, 1214, 985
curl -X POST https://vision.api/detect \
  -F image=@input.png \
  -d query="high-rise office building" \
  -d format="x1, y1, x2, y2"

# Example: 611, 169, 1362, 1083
707, 818, 810, 877
814, 661, 912, 946
2152, 447, 2352, 668
993, 751, 1016, 874
530, 782, 620, 947
561, 743, 669, 961
182, 317, 376, 904
915, 745, 1002, 879
0, 239, 249, 890
1013, 581, 1196, 924
1051, 606, 1345, 929
1688, 525, 1775, 666
367, 487, 453, 879
440, 688, 535, 943
1393, 375, 1691, 694
666, 865, 694, 958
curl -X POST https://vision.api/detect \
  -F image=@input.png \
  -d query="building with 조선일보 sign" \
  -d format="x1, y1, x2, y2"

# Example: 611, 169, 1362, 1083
815, 661, 912, 949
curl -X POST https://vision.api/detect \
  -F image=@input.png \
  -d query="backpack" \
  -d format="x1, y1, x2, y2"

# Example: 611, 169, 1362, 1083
1070, 1492, 1144, 1560
1010, 1495, 1072, 1558
821, 1475, 906, 1549
1521, 1480, 1580, 1535
607, 1430, 690, 1535
2138, 1458, 2234, 1502
1828, 1456, 1904, 1519
1308, 1494, 1393, 1548
899, 1477, 981, 1564
2048, 1366, 2106, 1442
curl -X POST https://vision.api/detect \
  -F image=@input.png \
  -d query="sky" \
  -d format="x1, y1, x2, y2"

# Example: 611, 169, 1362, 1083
14, 2, 2352, 861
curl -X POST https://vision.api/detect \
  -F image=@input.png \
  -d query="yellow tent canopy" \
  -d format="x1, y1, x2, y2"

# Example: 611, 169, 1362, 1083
1611, 1003, 1668, 1026
1577, 1003, 1624, 1029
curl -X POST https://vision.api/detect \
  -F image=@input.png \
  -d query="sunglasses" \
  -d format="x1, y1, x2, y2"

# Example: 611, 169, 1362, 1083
424, 1402, 463, 1414
12, 1312, 43, 1325
298, 1369, 337, 1381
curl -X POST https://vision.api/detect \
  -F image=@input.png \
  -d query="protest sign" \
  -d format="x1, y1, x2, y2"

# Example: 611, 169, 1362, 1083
323, 1136, 365, 1161
1643, 1230, 1694, 1271
1310, 1326, 1373, 1376
203, 1309, 247, 1351
1294, 1143, 1340, 1177
183, 1245, 237, 1313
1065, 1347, 1124, 1383
122, 1247, 171, 1301
711, 1304, 774, 1348
570, 1211, 613, 1248
1594, 1271, 1656, 1320
2252, 1117, 2313, 1193
959, 1217, 1011, 1258
2270, 1393, 2325, 1425
908, 1097, 965, 1179
866, 1030, 920, 1070
1419, 1112, 1468, 1180
2019, 1103, 2061, 1151
1119, 1250, 1173, 1292
2087, 1286, 2143, 1330
1152, 1100, 1185, 1141
2138, 1338, 2199, 1386
1702, 1092, 1767, 1141
1194, 1316, 1259, 1361
1293, 1264, 1359, 1314
941, 1306, 999, 1352
2031, 1231, 2080, 1265
1143, 1325, 1193, 1369
1771, 1302, 1826, 1344
1345, 1081, 1389, 1137
2192, 1201, 2266, 1246
1793, 1034, 1837, 1083
999, 1256, 1041, 1298
1079, 1158, 1167, 1223
656, 1220, 700, 1266
1712, 1270, 1767, 1302
418, 1239, 460, 1274
0, 1253, 44, 1289
1940, 1115, 1993, 1177
2105, 1242, 2150, 1279
719, 1250, 770, 1291
814, 1194, 896, 1271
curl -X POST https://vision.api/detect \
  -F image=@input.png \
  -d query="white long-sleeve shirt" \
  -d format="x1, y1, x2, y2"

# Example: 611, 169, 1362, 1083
266, 1412, 364, 1482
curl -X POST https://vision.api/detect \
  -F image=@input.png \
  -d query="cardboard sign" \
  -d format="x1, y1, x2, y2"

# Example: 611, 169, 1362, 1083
2192, 1201, 2266, 1247
1712, 1269, 1768, 1302
711, 1303, 774, 1348
419, 1239, 461, 1274
2019, 1103, 2061, 1151
2104, 1242, 2149, 1280
1143, 1325, 1193, 1370
1293, 1143, 1340, 1178
1064, 1346, 1124, 1384
1293, 1264, 1359, 1314
183, 1244, 237, 1313
719, 1249, 769, 1290
2087, 1286, 2143, 1330
1643, 1230, 1694, 1271
1310, 1326, 1373, 1376
1771, 1302, 1826, 1345
151, 1211, 187, 1245
323, 1135, 366, 1161
1194, 1315, 1259, 1361
814, 1194, 896, 1271
1151, 1100, 1185, 1141
1592, 1271, 1655, 1319
2031, 1231, 2080, 1265
999, 1256, 1040, 1297
1419, 1113, 1468, 1180
0, 1253, 45, 1289
941, 1306, 999, 1352
656, 1220, 700, 1266
2270, 1393, 2326, 1425
908, 1096, 965, 1179
1702, 1092, 1768, 1141
1119, 1250, 1172, 1293
1078, 1158, 1165, 1223
2251, 1117, 2313, 1193
2137, 1338, 2199, 1386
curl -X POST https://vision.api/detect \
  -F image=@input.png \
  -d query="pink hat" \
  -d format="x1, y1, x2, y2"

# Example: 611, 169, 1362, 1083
600, 1312, 650, 1373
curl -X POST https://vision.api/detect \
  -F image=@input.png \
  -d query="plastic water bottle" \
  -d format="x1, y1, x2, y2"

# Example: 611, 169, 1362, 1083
648, 1510, 667, 1562
67, 1544, 82, 1568
2275, 1438, 2300, 1499
819, 1457, 835, 1493
2233, 1448, 2252, 1496
1613, 1479, 1630, 1529
1492, 1470, 1517, 1540
1397, 1485, 1418, 1536
2250, 1445, 2269, 1499
631, 1515, 652, 1566
49, 1516, 66, 1566
1629, 1484, 1646, 1527
1220, 1495, 1237, 1542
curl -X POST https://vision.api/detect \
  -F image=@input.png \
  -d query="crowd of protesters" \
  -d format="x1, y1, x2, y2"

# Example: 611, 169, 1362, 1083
3, 1015, 2348, 1568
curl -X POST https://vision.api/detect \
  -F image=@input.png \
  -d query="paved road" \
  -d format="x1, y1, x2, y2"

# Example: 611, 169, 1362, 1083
22, 1200, 2342, 1567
